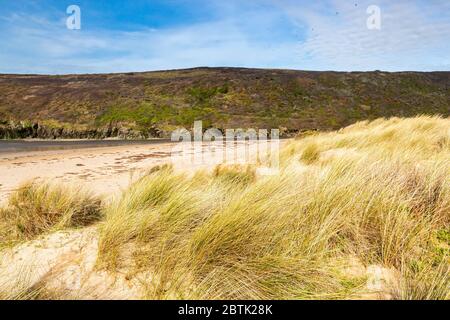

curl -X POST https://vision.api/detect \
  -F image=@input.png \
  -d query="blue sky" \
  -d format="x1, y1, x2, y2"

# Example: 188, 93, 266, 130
0, 0, 449, 74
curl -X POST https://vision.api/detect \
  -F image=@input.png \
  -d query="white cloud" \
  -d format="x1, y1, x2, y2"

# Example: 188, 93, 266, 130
275, 0, 450, 71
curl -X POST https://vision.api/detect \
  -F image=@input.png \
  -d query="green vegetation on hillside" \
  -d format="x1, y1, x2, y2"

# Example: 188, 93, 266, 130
0, 68, 449, 138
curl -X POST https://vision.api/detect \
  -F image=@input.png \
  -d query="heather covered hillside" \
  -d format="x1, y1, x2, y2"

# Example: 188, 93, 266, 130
0, 68, 449, 138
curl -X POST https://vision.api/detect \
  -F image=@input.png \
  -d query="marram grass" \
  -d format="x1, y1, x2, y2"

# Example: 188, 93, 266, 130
0, 116, 447, 299
0, 181, 102, 246
96, 116, 449, 300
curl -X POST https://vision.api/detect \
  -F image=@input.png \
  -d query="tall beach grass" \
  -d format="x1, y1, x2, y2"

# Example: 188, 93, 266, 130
96, 116, 449, 299
0, 181, 102, 247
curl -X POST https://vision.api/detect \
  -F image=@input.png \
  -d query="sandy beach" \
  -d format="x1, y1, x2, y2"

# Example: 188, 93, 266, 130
0, 140, 282, 205
0, 142, 169, 204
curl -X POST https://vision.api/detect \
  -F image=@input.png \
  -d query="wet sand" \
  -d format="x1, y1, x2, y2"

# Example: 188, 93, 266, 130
0, 139, 172, 154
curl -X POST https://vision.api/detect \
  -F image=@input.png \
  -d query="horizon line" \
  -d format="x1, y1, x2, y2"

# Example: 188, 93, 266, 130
1, 66, 449, 77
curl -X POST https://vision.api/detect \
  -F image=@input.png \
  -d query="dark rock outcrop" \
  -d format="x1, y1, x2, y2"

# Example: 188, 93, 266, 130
0, 121, 163, 140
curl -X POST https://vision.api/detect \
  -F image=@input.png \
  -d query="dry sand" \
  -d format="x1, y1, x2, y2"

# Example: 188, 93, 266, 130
0, 140, 281, 205
0, 142, 172, 204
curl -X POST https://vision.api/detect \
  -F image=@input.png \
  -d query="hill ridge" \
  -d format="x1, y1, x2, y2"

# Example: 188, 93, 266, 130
0, 67, 449, 139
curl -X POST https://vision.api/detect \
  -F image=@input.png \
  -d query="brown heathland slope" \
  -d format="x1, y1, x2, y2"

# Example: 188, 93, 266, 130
0, 68, 449, 138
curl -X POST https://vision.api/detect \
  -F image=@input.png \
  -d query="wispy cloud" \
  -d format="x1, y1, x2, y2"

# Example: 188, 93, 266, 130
0, 0, 448, 74
0, 5, 299, 74
277, 0, 450, 71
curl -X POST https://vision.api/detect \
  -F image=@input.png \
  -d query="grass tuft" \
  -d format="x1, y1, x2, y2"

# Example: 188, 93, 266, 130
0, 181, 102, 246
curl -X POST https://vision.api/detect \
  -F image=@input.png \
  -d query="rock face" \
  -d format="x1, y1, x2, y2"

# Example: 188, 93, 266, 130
0, 121, 301, 139
0, 121, 163, 140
